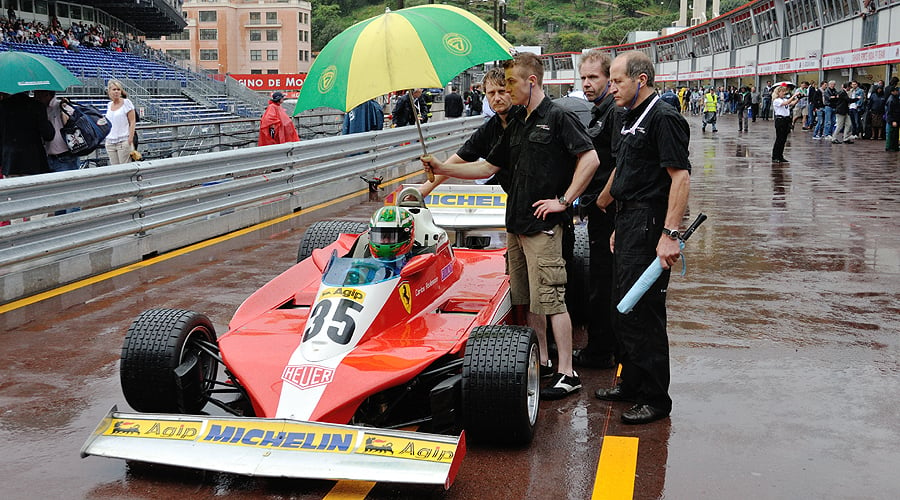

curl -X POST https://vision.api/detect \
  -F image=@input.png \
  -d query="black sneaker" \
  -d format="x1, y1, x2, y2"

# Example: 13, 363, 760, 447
540, 372, 582, 400
540, 359, 554, 378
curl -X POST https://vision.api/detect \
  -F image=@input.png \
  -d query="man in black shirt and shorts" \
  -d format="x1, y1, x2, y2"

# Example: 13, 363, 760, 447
422, 52, 600, 400
593, 51, 691, 424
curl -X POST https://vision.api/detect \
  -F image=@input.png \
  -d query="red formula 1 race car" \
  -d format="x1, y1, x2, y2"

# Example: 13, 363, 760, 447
81, 185, 540, 489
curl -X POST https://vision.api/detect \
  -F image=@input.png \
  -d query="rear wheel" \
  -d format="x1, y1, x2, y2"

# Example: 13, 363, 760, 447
462, 325, 539, 445
120, 309, 218, 413
297, 220, 369, 262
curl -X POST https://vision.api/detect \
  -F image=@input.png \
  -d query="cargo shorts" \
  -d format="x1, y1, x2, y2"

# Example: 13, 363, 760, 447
506, 226, 568, 316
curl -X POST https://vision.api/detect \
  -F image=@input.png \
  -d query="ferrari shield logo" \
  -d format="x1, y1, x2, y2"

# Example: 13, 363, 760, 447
398, 282, 412, 313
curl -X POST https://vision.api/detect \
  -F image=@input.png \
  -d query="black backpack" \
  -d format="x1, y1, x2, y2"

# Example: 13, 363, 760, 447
60, 99, 112, 156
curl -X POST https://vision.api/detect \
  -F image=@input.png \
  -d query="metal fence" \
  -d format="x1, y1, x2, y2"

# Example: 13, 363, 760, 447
0, 117, 483, 305
79, 110, 348, 168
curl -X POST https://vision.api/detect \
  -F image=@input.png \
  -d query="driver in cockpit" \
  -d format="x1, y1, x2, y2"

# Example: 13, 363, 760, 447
368, 206, 415, 266
344, 206, 415, 285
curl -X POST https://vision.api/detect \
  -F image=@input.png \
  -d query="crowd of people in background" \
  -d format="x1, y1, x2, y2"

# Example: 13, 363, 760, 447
659, 77, 900, 152
1, 15, 178, 66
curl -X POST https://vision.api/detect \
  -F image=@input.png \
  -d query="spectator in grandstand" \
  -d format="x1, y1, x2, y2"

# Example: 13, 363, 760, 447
0, 91, 55, 177
771, 84, 799, 163
64, 31, 80, 51
104, 79, 137, 164
868, 85, 885, 141
444, 86, 464, 119
258, 91, 300, 146
886, 86, 900, 152
341, 99, 384, 135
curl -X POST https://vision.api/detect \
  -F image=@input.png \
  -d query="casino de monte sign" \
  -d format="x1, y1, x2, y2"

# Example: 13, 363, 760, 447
228, 74, 307, 91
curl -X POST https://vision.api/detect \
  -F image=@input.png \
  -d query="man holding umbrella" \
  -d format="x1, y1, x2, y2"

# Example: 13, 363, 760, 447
0, 91, 55, 177
0, 50, 79, 176
422, 52, 600, 400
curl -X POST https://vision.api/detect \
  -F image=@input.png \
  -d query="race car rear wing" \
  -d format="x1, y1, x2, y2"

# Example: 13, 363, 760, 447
81, 406, 465, 489
387, 184, 506, 231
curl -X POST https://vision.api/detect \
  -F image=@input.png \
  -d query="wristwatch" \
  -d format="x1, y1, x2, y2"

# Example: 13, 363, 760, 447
557, 195, 570, 207
661, 227, 682, 240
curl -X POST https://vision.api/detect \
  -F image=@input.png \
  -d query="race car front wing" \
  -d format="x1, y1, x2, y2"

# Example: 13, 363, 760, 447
81, 406, 465, 489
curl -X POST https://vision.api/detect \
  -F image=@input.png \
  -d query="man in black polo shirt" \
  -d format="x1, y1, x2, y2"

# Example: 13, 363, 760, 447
573, 50, 622, 370
416, 68, 514, 196
593, 51, 691, 425
422, 52, 600, 400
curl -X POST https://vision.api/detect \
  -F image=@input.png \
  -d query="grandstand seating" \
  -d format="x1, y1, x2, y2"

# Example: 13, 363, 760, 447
1, 42, 188, 81
1, 42, 250, 123
64, 95, 238, 123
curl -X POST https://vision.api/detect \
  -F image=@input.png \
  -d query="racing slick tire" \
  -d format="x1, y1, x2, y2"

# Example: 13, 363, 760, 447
462, 325, 540, 445
120, 309, 218, 414
297, 220, 369, 262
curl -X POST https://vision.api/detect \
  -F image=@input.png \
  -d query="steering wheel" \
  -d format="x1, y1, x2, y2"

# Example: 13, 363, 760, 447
398, 186, 426, 208
345, 260, 393, 284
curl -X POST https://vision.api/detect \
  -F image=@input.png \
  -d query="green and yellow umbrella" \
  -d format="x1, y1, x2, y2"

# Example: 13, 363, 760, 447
293, 4, 513, 115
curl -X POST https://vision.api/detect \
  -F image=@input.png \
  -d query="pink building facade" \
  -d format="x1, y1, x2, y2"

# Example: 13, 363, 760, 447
146, 0, 312, 76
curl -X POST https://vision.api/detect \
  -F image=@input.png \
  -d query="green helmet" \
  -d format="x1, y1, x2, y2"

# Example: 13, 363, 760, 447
368, 206, 415, 259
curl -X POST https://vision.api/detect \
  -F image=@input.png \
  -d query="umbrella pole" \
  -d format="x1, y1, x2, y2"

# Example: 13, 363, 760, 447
408, 89, 435, 182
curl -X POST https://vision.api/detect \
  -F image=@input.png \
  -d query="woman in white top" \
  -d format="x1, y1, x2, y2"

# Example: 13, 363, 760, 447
104, 79, 136, 165
771, 85, 799, 163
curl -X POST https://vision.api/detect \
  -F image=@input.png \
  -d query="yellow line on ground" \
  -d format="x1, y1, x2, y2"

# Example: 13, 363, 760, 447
592, 436, 639, 500
0, 171, 422, 315
322, 481, 377, 499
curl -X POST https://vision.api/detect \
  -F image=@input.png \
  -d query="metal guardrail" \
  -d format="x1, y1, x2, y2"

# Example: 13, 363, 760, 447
0, 117, 483, 304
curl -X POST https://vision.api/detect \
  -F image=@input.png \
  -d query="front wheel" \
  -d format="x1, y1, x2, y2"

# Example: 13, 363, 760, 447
297, 220, 369, 262
461, 325, 539, 445
120, 309, 218, 413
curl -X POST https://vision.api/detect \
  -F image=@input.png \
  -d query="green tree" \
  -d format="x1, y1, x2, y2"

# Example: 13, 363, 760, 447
311, 4, 349, 52
615, 0, 648, 16
551, 32, 593, 52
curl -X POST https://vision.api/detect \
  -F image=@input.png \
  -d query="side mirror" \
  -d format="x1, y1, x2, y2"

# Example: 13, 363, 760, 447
401, 253, 436, 277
